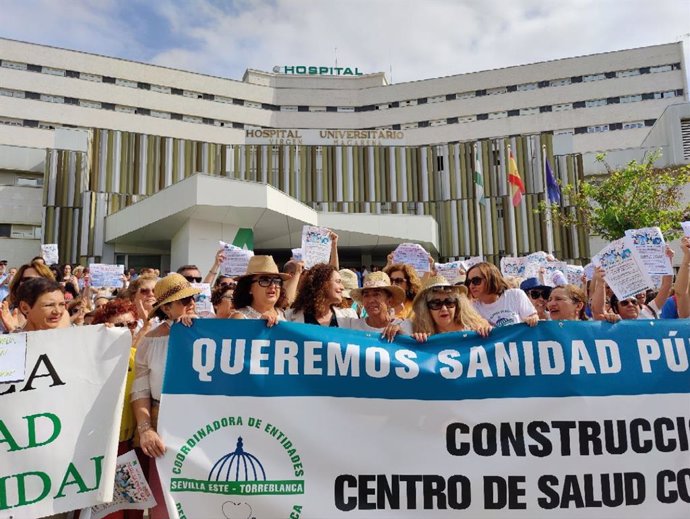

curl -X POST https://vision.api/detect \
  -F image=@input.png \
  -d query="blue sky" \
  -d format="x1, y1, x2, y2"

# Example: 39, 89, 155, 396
0, 0, 689, 83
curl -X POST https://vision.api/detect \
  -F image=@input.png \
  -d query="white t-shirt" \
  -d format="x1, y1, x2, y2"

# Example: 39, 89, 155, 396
638, 300, 660, 320
473, 289, 536, 327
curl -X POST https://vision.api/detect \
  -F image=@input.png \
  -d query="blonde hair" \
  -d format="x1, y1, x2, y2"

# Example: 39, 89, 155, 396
412, 286, 489, 334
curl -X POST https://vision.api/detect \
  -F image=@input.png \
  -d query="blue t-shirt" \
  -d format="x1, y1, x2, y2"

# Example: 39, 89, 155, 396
660, 296, 678, 319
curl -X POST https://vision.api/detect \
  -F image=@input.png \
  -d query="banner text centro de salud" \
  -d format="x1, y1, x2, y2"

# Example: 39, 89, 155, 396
245, 128, 407, 147
158, 319, 690, 519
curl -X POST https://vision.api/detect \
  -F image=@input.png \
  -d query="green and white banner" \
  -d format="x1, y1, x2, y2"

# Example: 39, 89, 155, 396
0, 326, 131, 519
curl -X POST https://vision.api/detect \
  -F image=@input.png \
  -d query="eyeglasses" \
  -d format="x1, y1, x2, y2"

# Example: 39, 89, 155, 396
427, 298, 458, 310
138, 288, 154, 295
219, 281, 237, 290
528, 289, 551, 300
113, 321, 138, 330
465, 276, 484, 287
178, 296, 195, 306
253, 277, 283, 288
618, 299, 638, 307
183, 276, 202, 283
390, 277, 407, 285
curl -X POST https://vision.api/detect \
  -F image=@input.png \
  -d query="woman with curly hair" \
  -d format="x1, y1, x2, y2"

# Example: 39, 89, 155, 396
288, 263, 357, 326
383, 263, 423, 319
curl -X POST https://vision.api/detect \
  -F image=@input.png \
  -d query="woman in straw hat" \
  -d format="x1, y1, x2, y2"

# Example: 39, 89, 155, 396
131, 273, 201, 519
230, 256, 290, 325
337, 268, 361, 317
346, 271, 406, 333
407, 275, 492, 341
288, 263, 355, 326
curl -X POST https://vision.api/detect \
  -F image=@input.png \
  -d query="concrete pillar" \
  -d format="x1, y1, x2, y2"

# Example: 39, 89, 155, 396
171, 219, 240, 273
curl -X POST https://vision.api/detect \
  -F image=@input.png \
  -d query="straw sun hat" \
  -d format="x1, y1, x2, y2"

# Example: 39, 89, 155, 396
350, 271, 406, 306
412, 275, 468, 305
238, 256, 290, 280
149, 273, 202, 318
338, 269, 359, 299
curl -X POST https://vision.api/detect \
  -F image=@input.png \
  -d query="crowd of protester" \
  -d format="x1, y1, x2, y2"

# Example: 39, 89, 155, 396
1, 232, 689, 518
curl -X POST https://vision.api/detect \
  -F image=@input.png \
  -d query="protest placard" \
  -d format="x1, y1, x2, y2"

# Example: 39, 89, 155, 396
219, 241, 254, 277
301, 226, 332, 269
624, 227, 673, 276
542, 261, 568, 287
392, 243, 430, 273
681, 221, 690, 237
435, 261, 466, 285
565, 264, 585, 285
592, 238, 653, 300
89, 263, 125, 288
523, 251, 548, 279
41, 243, 59, 265
0, 333, 26, 383
158, 319, 690, 519
499, 257, 525, 277
80, 450, 156, 519
463, 256, 484, 269
191, 282, 214, 317
0, 326, 130, 519
583, 263, 595, 281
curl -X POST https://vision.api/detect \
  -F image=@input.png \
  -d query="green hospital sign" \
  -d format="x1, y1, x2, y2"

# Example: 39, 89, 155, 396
273, 65, 364, 76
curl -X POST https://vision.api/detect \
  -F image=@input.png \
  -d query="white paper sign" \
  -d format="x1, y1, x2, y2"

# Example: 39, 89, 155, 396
583, 263, 595, 281
219, 241, 254, 277
592, 238, 654, 300
81, 450, 156, 519
41, 243, 59, 265
499, 257, 526, 277
291, 248, 303, 262
392, 243, 430, 273
301, 226, 332, 269
565, 265, 585, 285
542, 261, 568, 287
0, 333, 27, 383
191, 282, 214, 317
435, 261, 466, 285
523, 251, 548, 279
89, 263, 125, 288
624, 227, 672, 276
463, 256, 484, 269
681, 221, 690, 237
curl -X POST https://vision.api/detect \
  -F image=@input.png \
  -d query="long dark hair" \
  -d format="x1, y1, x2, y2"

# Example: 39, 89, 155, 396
232, 275, 288, 310
291, 263, 338, 316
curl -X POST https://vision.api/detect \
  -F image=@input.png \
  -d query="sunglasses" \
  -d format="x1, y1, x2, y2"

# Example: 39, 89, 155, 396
138, 288, 154, 295
464, 276, 484, 287
427, 298, 458, 310
528, 289, 551, 300
178, 296, 195, 306
183, 276, 202, 283
219, 281, 237, 289
390, 277, 407, 285
618, 299, 639, 307
253, 277, 283, 288
113, 321, 138, 330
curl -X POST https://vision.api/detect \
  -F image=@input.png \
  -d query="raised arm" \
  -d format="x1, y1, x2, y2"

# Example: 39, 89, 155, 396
591, 267, 608, 320
328, 231, 340, 270
203, 248, 225, 284
676, 237, 690, 318
650, 246, 675, 313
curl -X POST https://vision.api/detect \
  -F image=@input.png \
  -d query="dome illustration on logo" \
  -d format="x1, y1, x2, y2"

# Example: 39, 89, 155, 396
209, 436, 267, 482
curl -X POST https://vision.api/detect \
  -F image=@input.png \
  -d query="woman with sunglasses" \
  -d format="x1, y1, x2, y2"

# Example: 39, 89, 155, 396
211, 282, 236, 318
288, 263, 356, 326
126, 274, 159, 330
403, 276, 492, 341
383, 263, 423, 319
546, 285, 588, 320
519, 278, 551, 320
131, 273, 200, 519
230, 256, 289, 326
465, 262, 539, 327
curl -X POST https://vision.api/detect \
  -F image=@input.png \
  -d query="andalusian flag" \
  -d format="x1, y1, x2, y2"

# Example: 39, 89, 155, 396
508, 150, 525, 207
474, 154, 485, 205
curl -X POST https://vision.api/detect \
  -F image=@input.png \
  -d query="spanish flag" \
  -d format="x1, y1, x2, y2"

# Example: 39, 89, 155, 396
508, 150, 525, 207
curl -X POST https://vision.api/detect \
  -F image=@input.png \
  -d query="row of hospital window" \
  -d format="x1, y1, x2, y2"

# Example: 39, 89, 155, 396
0, 57, 682, 115
0, 81, 678, 134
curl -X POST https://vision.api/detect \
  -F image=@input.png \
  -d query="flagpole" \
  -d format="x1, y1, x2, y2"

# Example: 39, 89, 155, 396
507, 144, 518, 257
474, 144, 484, 258
542, 144, 555, 255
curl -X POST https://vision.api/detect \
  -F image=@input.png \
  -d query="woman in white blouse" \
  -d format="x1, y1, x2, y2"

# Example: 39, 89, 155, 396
131, 273, 200, 519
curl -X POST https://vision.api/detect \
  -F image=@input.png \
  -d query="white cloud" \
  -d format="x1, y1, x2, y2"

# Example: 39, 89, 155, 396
1, 0, 688, 84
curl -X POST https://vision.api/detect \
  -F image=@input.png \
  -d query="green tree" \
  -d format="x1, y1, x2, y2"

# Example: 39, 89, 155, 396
541, 150, 690, 241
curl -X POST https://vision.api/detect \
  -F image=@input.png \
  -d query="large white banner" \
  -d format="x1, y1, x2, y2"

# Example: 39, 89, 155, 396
0, 326, 131, 519
157, 320, 690, 518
